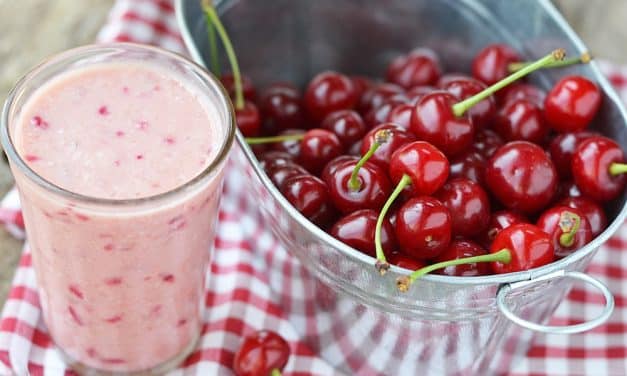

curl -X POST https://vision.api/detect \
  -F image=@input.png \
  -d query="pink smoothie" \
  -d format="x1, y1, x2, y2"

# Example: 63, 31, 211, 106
10, 61, 227, 372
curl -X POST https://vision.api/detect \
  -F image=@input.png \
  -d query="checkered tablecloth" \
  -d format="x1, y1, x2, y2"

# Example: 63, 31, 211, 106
1, 1, 627, 375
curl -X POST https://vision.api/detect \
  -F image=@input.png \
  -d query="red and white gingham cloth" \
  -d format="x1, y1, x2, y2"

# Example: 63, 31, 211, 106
1, 1, 627, 375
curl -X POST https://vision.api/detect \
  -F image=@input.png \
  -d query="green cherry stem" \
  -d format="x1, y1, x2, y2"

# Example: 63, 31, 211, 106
508, 52, 592, 72
205, 12, 221, 76
201, 0, 244, 110
396, 249, 512, 292
270, 369, 282, 376
609, 162, 627, 176
559, 211, 581, 248
375, 174, 412, 275
452, 48, 566, 117
348, 129, 391, 191
245, 134, 305, 145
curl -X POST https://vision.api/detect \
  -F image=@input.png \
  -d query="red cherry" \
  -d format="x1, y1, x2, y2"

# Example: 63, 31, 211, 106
549, 132, 597, 178
478, 210, 528, 249
330, 209, 397, 257
389, 141, 450, 197
386, 48, 442, 89
544, 75, 601, 133
406, 85, 437, 103
433, 240, 490, 276
298, 129, 343, 175
304, 71, 358, 122
385, 103, 413, 130
221, 73, 257, 102
324, 160, 391, 214
486, 141, 558, 214
471, 128, 504, 159
435, 178, 490, 237
440, 76, 496, 130
395, 196, 452, 260
360, 124, 416, 169
358, 83, 405, 115
436, 73, 468, 88
321, 155, 359, 183
235, 101, 261, 137
348, 140, 362, 156
537, 206, 592, 258
233, 330, 290, 376
388, 252, 427, 270
364, 94, 409, 128
449, 150, 486, 186
471, 44, 520, 86
259, 83, 304, 133
558, 197, 607, 237
493, 99, 548, 144
410, 91, 474, 157
502, 83, 546, 107
281, 175, 335, 227
556, 180, 584, 200
350, 75, 373, 100
490, 223, 554, 274
321, 110, 367, 147
266, 164, 309, 190
258, 151, 294, 171
572, 136, 626, 202
271, 129, 305, 158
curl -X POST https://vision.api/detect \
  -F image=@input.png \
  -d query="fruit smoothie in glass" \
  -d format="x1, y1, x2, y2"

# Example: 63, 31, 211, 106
0, 44, 234, 374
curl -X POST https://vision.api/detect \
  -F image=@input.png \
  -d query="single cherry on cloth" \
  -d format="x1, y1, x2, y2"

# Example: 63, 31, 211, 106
321, 110, 367, 147
471, 44, 521, 85
360, 123, 416, 169
477, 210, 528, 249
492, 99, 547, 144
434, 240, 491, 277
490, 223, 554, 274
358, 83, 405, 115
236, 101, 262, 137
233, 330, 290, 376
572, 136, 627, 202
304, 71, 358, 122
221, 73, 257, 102
471, 128, 504, 159
330, 209, 397, 257
439, 75, 496, 130
449, 150, 486, 186
558, 197, 607, 237
259, 83, 305, 133
549, 131, 597, 178
486, 141, 558, 214
435, 178, 491, 237
386, 48, 442, 89
537, 206, 592, 258
281, 175, 335, 227
544, 75, 601, 133
297, 129, 343, 175
388, 252, 427, 270
395, 196, 452, 260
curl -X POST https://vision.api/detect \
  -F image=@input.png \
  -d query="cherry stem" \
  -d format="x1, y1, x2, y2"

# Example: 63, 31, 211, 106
349, 129, 391, 191
270, 369, 282, 376
452, 48, 566, 117
609, 162, 627, 176
508, 52, 591, 73
204, 10, 221, 76
396, 249, 512, 292
245, 134, 304, 145
559, 211, 581, 248
375, 174, 412, 275
201, 0, 244, 110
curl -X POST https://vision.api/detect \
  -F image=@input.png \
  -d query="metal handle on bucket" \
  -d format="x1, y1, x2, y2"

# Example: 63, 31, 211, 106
496, 270, 614, 334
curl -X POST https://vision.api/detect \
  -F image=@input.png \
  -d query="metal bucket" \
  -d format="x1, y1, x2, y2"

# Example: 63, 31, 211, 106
176, 0, 625, 374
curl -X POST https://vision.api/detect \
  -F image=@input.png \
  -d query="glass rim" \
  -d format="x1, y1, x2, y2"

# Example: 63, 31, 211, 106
0, 42, 236, 206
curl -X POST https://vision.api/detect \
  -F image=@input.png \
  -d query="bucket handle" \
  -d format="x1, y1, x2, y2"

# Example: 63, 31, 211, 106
496, 270, 614, 334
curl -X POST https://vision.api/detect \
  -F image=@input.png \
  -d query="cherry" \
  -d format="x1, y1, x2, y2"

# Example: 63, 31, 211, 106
439, 76, 496, 130
258, 151, 294, 171
360, 123, 416, 169
406, 85, 437, 103
385, 103, 413, 130
350, 75, 373, 100
548, 131, 597, 178
558, 197, 607, 237
386, 48, 442, 88
321, 155, 358, 183
435, 178, 490, 237
544, 75, 601, 133
433, 240, 491, 276
330, 209, 397, 257
486, 141, 558, 214
269, 129, 305, 158
501, 83, 546, 107
394, 196, 452, 260
259, 83, 304, 133
325, 159, 391, 214
297, 129, 343, 175
266, 164, 309, 190
233, 330, 290, 376
348, 140, 362, 156
471, 128, 504, 159
493, 99, 548, 144
358, 83, 405, 115
490, 223, 554, 274
537, 206, 592, 258
556, 180, 583, 200
321, 110, 366, 147
221, 73, 257, 102
572, 136, 627, 202
364, 94, 409, 128
388, 252, 426, 270
477, 210, 528, 249
304, 71, 358, 122
449, 150, 486, 186
236, 101, 262, 137
281, 175, 335, 227
471, 44, 520, 85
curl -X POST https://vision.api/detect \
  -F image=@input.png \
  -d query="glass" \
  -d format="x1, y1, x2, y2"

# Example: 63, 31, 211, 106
0, 43, 234, 374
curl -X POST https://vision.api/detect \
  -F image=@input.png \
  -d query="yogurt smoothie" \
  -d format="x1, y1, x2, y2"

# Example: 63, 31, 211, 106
1, 45, 233, 373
